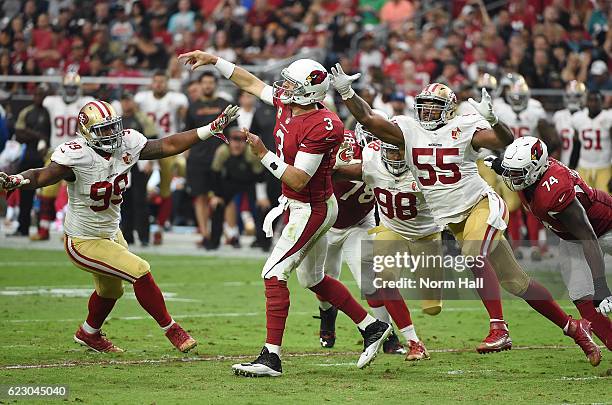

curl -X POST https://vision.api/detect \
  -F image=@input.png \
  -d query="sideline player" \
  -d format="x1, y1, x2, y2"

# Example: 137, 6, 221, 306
553, 81, 586, 167
33, 72, 94, 240
179, 50, 392, 377
331, 64, 602, 366
488, 136, 611, 349
0, 100, 239, 353
571, 91, 611, 191
134, 71, 189, 244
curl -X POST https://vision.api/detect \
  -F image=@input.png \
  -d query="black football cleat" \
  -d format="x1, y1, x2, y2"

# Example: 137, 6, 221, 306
232, 347, 282, 377
357, 320, 392, 368
383, 330, 407, 355
316, 306, 338, 348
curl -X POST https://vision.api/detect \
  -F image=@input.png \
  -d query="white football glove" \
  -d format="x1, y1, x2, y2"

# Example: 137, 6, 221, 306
330, 63, 361, 100
596, 296, 612, 315
468, 88, 498, 126
0, 172, 29, 192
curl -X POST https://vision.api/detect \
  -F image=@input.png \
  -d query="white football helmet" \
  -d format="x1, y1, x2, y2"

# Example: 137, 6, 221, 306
563, 80, 586, 113
355, 109, 389, 147
381, 141, 408, 175
273, 59, 330, 105
501, 136, 549, 191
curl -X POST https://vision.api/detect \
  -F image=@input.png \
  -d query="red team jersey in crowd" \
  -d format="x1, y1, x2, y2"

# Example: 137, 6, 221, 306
332, 130, 375, 229
272, 96, 344, 203
519, 158, 612, 240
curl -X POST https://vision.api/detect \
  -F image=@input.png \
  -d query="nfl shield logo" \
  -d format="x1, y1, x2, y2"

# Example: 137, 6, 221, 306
451, 127, 461, 140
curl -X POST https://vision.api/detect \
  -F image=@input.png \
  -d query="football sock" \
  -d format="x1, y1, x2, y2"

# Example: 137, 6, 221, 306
85, 291, 117, 330
162, 319, 176, 332
132, 272, 173, 328
357, 314, 377, 330
400, 325, 419, 342
525, 212, 542, 248
381, 288, 412, 330
574, 299, 612, 348
157, 197, 172, 226
471, 260, 504, 320
224, 223, 239, 239
82, 321, 99, 334
368, 300, 392, 324
507, 210, 522, 250
309, 275, 368, 325
264, 343, 281, 356
38, 196, 55, 231
264, 277, 290, 346
520, 279, 569, 329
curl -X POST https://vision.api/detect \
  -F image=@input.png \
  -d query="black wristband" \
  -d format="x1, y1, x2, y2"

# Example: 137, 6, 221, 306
491, 157, 504, 175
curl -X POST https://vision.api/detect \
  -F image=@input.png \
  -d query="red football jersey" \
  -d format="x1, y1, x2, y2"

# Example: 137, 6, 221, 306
272, 96, 344, 203
332, 130, 375, 229
519, 158, 612, 240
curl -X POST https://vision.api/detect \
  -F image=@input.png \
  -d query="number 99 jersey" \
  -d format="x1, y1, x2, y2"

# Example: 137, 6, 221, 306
43, 95, 96, 150
50, 129, 148, 239
395, 114, 494, 225
362, 141, 440, 239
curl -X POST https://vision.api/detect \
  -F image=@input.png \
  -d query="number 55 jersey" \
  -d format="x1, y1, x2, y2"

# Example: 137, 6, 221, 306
50, 129, 148, 239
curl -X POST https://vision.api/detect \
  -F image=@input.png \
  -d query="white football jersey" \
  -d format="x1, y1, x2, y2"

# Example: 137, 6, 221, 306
43, 95, 96, 150
134, 91, 188, 137
571, 109, 612, 169
552, 108, 579, 166
50, 129, 148, 239
362, 142, 440, 239
495, 98, 547, 139
395, 114, 493, 224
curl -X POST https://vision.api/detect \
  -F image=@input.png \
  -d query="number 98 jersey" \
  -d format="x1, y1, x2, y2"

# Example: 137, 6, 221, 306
50, 129, 148, 239
43, 95, 96, 150
362, 141, 440, 239
395, 114, 494, 225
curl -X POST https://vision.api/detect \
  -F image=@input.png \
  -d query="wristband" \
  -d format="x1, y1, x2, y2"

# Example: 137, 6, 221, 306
341, 87, 355, 101
215, 57, 236, 79
196, 124, 212, 141
261, 151, 288, 180
488, 114, 499, 126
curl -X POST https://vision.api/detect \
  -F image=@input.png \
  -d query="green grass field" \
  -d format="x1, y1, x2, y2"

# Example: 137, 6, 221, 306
0, 247, 610, 404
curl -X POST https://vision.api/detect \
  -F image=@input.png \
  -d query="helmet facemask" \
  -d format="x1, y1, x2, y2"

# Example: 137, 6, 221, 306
563, 91, 585, 113
415, 97, 448, 130
87, 117, 124, 153
501, 165, 531, 191
381, 143, 408, 175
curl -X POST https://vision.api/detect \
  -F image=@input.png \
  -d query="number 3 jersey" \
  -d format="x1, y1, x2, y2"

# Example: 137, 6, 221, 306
50, 129, 148, 239
394, 114, 493, 225
518, 158, 611, 240
361, 141, 440, 239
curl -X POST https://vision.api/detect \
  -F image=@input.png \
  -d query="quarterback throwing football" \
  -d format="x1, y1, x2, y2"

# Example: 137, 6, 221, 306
0, 100, 239, 353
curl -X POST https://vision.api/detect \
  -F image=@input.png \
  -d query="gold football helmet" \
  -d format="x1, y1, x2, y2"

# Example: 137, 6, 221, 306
505, 80, 530, 113
563, 80, 586, 113
415, 83, 457, 130
62, 71, 82, 104
477, 73, 497, 95
77, 100, 124, 152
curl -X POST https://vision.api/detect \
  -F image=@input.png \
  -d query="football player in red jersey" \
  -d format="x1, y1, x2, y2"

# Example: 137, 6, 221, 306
179, 51, 392, 377
487, 136, 612, 350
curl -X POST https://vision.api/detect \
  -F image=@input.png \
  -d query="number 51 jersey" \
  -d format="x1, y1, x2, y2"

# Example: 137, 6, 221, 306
50, 129, 148, 239
394, 114, 493, 225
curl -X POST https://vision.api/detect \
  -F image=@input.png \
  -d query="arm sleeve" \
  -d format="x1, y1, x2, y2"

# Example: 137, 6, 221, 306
260, 85, 274, 106
294, 151, 324, 177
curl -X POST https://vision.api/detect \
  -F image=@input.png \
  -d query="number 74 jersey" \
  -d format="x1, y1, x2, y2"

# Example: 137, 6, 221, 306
394, 114, 494, 225
362, 141, 441, 239
50, 129, 148, 239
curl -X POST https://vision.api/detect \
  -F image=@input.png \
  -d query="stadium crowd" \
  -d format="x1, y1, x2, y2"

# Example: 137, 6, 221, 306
0, 0, 610, 249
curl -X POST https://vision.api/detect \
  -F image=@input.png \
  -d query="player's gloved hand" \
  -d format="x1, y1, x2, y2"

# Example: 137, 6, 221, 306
596, 296, 612, 315
177, 50, 218, 70
333, 140, 355, 169
0, 172, 29, 192
210, 105, 240, 144
483, 155, 504, 175
330, 63, 361, 100
468, 88, 498, 126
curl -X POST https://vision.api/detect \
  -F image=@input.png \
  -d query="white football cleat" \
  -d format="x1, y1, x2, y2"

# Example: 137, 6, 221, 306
357, 320, 392, 369
232, 347, 282, 377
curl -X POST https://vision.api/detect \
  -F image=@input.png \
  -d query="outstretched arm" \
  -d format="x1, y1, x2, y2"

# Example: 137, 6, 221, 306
140, 105, 239, 160
0, 162, 73, 192
330, 63, 404, 147
178, 51, 272, 105
333, 163, 363, 182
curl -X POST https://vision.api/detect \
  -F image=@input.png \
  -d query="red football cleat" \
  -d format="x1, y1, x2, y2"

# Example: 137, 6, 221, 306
565, 317, 601, 367
30, 229, 49, 241
477, 321, 512, 354
165, 323, 197, 353
406, 340, 430, 361
73, 326, 123, 353
153, 231, 163, 246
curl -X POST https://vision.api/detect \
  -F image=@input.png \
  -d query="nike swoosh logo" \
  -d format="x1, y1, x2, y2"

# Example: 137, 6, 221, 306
558, 194, 565, 203
325, 137, 336, 141
60, 148, 65, 153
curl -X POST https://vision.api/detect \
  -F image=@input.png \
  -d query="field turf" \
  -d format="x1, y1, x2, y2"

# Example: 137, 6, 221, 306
0, 248, 610, 404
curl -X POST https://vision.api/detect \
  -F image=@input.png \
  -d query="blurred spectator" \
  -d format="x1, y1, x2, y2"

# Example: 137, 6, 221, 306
206, 31, 237, 63
587, 0, 609, 45
215, 3, 243, 47
168, 0, 196, 34
237, 91, 256, 131
587, 60, 612, 93
110, 6, 135, 44
118, 92, 158, 246
533, 6, 565, 46
354, 33, 384, 83
186, 79, 203, 103
379, 0, 414, 31
184, 72, 230, 248
12, 84, 50, 237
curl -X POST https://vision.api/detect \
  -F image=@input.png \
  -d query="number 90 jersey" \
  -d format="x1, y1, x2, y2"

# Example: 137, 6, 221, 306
362, 141, 441, 239
394, 114, 493, 225
43, 95, 96, 150
50, 129, 148, 239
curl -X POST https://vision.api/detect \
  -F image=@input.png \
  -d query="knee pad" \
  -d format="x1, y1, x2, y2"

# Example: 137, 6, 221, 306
96, 281, 124, 300
296, 267, 324, 289
133, 260, 151, 279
